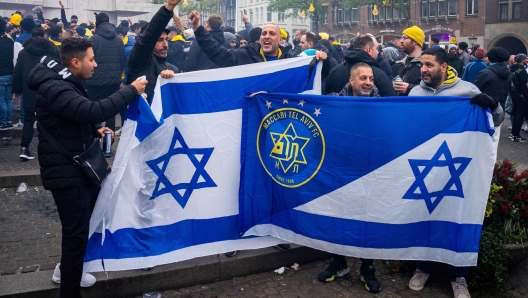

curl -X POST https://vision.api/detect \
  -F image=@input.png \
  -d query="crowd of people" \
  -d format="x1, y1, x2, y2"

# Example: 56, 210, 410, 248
0, 0, 526, 297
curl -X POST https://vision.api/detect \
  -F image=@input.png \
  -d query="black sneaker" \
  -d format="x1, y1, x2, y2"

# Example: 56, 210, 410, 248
318, 257, 350, 282
358, 265, 381, 293
19, 147, 35, 160
276, 244, 290, 251
224, 251, 237, 257
513, 136, 527, 142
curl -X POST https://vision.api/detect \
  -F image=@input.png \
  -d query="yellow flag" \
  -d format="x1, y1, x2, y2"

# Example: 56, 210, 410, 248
372, 5, 379, 16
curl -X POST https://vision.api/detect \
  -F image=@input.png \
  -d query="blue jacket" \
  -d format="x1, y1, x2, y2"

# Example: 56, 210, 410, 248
461, 59, 487, 83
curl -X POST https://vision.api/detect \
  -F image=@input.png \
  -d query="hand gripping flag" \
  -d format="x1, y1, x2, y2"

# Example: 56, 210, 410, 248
240, 92, 498, 267
84, 57, 322, 272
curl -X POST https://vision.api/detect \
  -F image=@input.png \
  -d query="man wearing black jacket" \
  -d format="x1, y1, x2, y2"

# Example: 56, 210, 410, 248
127, 0, 181, 103
474, 47, 511, 110
510, 54, 528, 142
183, 14, 224, 72
13, 28, 60, 160
188, 10, 328, 69
324, 35, 397, 97
28, 38, 147, 298
86, 13, 125, 134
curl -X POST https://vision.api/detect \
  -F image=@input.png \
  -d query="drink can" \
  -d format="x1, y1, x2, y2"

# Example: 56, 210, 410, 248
103, 131, 112, 156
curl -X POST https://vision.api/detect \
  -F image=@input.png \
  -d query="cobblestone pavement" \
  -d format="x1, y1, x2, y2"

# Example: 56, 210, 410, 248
0, 136, 40, 172
1, 118, 528, 297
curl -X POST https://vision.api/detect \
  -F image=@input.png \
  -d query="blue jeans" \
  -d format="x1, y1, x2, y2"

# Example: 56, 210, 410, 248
417, 261, 469, 281
0, 75, 13, 125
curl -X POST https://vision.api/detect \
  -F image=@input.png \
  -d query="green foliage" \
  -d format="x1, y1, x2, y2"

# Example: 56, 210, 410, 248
469, 221, 510, 297
267, 0, 323, 14
178, 0, 226, 16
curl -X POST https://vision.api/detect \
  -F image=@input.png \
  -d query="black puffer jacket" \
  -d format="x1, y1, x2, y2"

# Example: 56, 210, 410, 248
28, 57, 139, 190
193, 25, 295, 66
87, 22, 125, 87
324, 49, 397, 97
0, 33, 14, 76
474, 63, 511, 109
447, 56, 464, 78
509, 64, 528, 102
391, 55, 422, 95
127, 6, 179, 103
184, 28, 225, 72
167, 37, 184, 71
13, 37, 60, 98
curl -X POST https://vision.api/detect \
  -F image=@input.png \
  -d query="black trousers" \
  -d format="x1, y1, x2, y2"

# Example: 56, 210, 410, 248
512, 96, 528, 137
332, 254, 373, 270
20, 95, 36, 148
51, 185, 100, 298
87, 85, 122, 131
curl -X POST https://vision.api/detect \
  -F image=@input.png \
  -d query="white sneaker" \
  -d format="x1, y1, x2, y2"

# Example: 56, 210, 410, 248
522, 124, 527, 131
52, 263, 96, 287
408, 269, 430, 291
115, 128, 121, 136
451, 277, 471, 298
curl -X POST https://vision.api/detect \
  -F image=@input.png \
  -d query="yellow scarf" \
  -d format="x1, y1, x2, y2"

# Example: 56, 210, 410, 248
332, 41, 340, 45
444, 66, 458, 85
259, 47, 283, 62
49, 37, 61, 46
123, 36, 128, 45
171, 35, 185, 42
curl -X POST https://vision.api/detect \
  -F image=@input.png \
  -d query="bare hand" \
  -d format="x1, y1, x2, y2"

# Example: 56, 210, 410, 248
13, 94, 21, 100
119, 82, 125, 89
166, 0, 182, 11
393, 82, 409, 94
189, 11, 200, 30
160, 70, 175, 78
96, 127, 114, 138
59, 1, 64, 8
242, 13, 249, 23
127, 17, 132, 23
131, 78, 148, 94
315, 51, 327, 61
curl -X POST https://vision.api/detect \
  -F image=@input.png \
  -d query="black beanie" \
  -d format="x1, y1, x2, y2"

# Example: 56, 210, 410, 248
458, 41, 468, 51
487, 47, 510, 63
20, 17, 35, 32
249, 27, 262, 43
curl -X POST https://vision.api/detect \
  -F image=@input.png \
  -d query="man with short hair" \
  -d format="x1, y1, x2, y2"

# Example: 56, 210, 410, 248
447, 44, 464, 76
59, 1, 75, 29
325, 34, 396, 97
28, 37, 147, 298
392, 26, 425, 95
293, 28, 306, 56
129, 23, 141, 39
299, 31, 317, 51
48, 24, 62, 46
429, 37, 441, 48
166, 26, 184, 71
407, 47, 504, 298
319, 62, 381, 294
86, 12, 125, 135
126, 0, 181, 103
462, 47, 488, 83
184, 14, 224, 72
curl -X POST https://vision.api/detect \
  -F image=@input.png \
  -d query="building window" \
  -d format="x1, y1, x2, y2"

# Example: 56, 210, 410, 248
344, 9, 351, 22
379, 5, 385, 20
438, 0, 446, 16
278, 11, 285, 22
267, 9, 272, 22
513, 1, 521, 19
429, 0, 436, 17
321, 9, 328, 24
466, 0, 478, 15
292, 9, 298, 23
338, 6, 343, 22
249, 9, 253, 23
386, 6, 393, 19
421, 0, 428, 17
499, 2, 508, 20
352, 8, 358, 21
448, 0, 457, 15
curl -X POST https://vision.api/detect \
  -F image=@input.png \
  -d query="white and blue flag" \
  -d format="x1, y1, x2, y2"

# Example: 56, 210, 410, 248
84, 57, 321, 272
240, 92, 498, 267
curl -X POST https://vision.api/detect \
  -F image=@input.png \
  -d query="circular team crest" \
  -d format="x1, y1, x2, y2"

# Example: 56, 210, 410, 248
257, 108, 325, 188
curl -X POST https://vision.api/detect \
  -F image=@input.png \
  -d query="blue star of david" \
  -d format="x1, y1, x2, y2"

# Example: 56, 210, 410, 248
146, 127, 216, 208
402, 141, 471, 214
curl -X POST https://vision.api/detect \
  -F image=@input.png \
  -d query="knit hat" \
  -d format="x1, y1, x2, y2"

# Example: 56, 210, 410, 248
487, 47, 510, 63
223, 32, 236, 45
402, 26, 425, 48
448, 44, 457, 51
183, 29, 194, 39
10, 13, 22, 26
474, 47, 486, 59
76, 25, 86, 37
515, 53, 528, 63
280, 28, 287, 39
120, 20, 129, 28
20, 17, 35, 32
250, 27, 262, 43
458, 41, 468, 50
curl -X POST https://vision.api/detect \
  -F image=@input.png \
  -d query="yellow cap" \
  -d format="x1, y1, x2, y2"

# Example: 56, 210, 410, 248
280, 28, 288, 39
402, 26, 425, 48
10, 14, 22, 26
318, 32, 329, 40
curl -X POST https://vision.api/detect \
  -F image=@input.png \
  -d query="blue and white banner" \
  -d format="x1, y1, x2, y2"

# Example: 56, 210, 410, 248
240, 92, 498, 266
84, 57, 321, 272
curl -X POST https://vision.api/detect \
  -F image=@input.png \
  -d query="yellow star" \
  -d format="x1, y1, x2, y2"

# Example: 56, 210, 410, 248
283, 99, 289, 104
298, 100, 306, 107
265, 101, 272, 109
313, 108, 321, 117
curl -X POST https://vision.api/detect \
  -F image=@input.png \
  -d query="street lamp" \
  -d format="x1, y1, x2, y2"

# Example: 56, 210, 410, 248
468, 34, 477, 47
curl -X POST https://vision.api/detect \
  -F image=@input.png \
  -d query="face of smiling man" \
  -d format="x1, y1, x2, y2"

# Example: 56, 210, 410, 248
259, 24, 281, 56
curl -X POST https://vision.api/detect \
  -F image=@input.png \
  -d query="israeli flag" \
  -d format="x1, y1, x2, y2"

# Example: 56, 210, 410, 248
240, 92, 498, 267
84, 57, 321, 272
